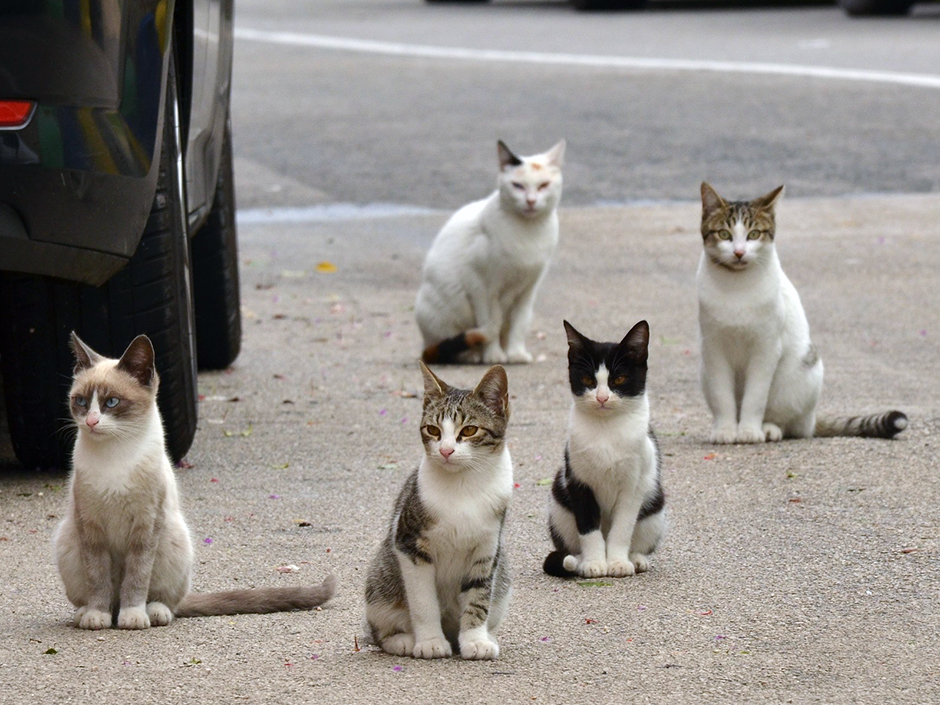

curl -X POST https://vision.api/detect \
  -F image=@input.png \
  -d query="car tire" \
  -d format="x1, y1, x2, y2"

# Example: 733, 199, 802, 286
191, 118, 242, 371
573, 0, 648, 10
838, 0, 915, 14
0, 52, 197, 469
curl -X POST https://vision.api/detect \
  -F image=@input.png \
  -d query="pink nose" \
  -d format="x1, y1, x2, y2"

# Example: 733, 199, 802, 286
734, 249, 745, 259
86, 414, 99, 428
440, 447, 454, 459
596, 392, 610, 405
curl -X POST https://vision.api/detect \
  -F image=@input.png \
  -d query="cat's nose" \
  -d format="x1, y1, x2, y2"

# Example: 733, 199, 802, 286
86, 413, 99, 428
734, 249, 746, 259
439, 446, 454, 459
596, 391, 610, 405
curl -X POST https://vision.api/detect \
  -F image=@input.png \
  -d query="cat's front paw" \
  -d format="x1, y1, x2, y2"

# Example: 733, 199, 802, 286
709, 424, 738, 445
460, 637, 499, 660
147, 601, 173, 627
630, 554, 651, 573
413, 636, 452, 659
762, 423, 783, 442
78, 608, 112, 630
117, 606, 150, 630
506, 348, 533, 364
481, 347, 509, 365
577, 559, 608, 578
381, 633, 415, 657
607, 559, 636, 578
736, 424, 766, 444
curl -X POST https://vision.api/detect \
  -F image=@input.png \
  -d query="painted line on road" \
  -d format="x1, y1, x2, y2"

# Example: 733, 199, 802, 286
235, 27, 940, 90
236, 202, 441, 225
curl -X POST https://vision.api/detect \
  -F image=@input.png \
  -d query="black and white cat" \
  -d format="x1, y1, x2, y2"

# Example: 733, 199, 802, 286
366, 363, 513, 660
416, 139, 565, 365
55, 333, 335, 629
697, 182, 908, 444
544, 321, 666, 579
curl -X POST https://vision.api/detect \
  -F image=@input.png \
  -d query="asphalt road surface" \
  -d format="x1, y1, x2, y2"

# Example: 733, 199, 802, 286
2, 2, 939, 703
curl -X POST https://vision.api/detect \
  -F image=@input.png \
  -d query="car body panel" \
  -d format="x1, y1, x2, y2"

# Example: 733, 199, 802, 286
0, 0, 233, 286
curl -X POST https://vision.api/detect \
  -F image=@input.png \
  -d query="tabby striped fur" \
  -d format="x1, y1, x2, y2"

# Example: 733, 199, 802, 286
365, 363, 513, 660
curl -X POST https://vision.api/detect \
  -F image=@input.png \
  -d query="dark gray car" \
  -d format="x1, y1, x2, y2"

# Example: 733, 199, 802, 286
0, 0, 241, 469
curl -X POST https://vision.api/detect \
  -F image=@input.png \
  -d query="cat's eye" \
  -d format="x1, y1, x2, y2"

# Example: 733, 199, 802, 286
717, 230, 732, 240
74, 396, 87, 407
613, 376, 627, 385
747, 230, 762, 240
537, 182, 550, 191
105, 397, 120, 409
459, 425, 478, 439
511, 182, 525, 190
424, 425, 441, 440
581, 376, 594, 387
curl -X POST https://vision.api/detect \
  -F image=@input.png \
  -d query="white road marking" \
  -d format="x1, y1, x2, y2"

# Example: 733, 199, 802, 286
236, 202, 440, 225
235, 27, 940, 90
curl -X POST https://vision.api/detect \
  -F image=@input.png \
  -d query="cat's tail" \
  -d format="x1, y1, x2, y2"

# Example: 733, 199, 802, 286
421, 330, 487, 365
175, 574, 336, 617
814, 411, 908, 439
543, 551, 578, 578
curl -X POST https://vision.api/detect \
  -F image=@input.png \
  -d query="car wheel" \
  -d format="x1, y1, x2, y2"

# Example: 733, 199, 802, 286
0, 51, 197, 469
191, 118, 242, 370
572, 0, 648, 10
838, 0, 915, 14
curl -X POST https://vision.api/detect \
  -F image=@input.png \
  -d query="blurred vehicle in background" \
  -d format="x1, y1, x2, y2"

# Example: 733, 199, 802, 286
0, 0, 241, 470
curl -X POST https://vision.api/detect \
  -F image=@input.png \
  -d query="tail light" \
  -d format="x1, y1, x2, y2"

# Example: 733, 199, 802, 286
0, 101, 36, 128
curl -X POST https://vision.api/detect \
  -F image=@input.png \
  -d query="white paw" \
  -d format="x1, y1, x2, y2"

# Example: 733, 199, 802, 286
147, 601, 173, 627
709, 424, 737, 444
506, 349, 533, 364
381, 633, 415, 657
735, 424, 765, 444
117, 606, 150, 630
763, 423, 783, 442
578, 559, 608, 578
481, 347, 508, 365
78, 608, 112, 630
413, 636, 452, 659
607, 559, 636, 578
630, 554, 651, 573
460, 637, 499, 660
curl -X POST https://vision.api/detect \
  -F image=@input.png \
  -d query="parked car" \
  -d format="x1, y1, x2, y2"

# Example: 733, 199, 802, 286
839, 0, 929, 14
0, 0, 241, 470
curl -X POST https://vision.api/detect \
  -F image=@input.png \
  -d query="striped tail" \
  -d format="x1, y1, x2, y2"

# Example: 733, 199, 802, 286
814, 411, 908, 439
175, 574, 336, 617
421, 330, 487, 365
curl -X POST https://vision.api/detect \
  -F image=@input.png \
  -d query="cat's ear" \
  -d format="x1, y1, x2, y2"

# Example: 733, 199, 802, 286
619, 320, 650, 364
751, 185, 785, 211
563, 320, 590, 350
497, 140, 523, 170
69, 332, 104, 373
544, 139, 566, 167
117, 335, 156, 388
473, 365, 509, 418
700, 182, 727, 215
419, 360, 450, 399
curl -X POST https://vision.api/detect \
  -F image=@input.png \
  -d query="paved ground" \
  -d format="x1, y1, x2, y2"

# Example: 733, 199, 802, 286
1, 193, 938, 703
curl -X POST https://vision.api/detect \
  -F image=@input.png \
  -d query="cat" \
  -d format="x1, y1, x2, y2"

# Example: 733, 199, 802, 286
544, 320, 666, 579
697, 182, 908, 444
55, 332, 336, 630
365, 362, 513, 660
416, 139, 566, 365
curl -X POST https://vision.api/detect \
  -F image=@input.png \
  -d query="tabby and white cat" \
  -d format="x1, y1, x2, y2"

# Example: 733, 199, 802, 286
697, 182, 908, 444
416, 139, 565, 365
365, 362, 512, 660
55, 333, 335, 630
544, 321, 666, 579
